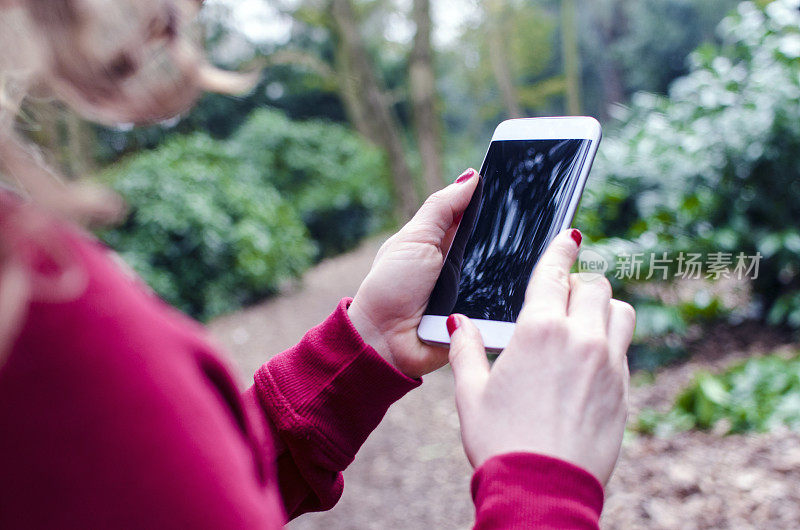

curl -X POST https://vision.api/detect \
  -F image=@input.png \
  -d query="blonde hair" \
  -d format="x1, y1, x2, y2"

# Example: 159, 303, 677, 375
0, 0, 255, 363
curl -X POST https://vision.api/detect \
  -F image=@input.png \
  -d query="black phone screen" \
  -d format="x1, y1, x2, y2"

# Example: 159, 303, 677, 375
424, 138, 593, 323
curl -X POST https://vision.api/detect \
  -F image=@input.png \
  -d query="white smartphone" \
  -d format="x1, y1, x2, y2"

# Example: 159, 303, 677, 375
417, 116, 602, 352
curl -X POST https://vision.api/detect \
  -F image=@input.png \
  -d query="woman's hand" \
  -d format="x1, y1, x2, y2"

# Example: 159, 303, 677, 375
447, 230, 635, 485
348, 168, 480, 379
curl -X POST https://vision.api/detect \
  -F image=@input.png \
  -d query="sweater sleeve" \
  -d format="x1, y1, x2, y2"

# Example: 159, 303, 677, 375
250, 297, 421, 519
471, 453, 604, 529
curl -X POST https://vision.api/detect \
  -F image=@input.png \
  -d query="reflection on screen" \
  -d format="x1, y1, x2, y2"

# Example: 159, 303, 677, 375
425, 139, 592, 322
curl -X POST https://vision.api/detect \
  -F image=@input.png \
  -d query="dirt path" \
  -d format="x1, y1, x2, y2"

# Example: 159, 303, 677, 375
209, 236, 476, 528
209, 238, 800, 530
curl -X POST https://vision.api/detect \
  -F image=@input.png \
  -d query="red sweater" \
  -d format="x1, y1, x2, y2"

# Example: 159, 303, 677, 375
0, 202, 603, 528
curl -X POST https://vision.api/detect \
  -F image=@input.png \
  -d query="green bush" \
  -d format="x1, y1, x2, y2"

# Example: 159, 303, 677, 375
99, 134, 315, 320
97, 109, 394, 320
230, 109, 393, 258
577, 0, 800, 364
636, 353, 800, 436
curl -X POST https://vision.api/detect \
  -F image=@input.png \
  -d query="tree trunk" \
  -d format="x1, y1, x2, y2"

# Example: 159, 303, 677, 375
64, 110, 95, 179
486, 0, 523, 118
335, 48, 372, 139
330, 0, 419, 220
409, 0, 444, 194
562, 0, 582, 115
25, 100, 62, 171
594, 0, 626, 115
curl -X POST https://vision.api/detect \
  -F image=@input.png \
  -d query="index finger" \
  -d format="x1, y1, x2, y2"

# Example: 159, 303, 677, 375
519, 229, 582, 318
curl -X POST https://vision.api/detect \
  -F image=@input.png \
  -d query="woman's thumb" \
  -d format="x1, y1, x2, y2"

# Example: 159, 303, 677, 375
447, 314, 490, 397
403, 168, 479, 239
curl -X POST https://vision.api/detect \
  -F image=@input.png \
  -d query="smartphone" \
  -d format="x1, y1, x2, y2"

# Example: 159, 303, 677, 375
417, 117, 602, 352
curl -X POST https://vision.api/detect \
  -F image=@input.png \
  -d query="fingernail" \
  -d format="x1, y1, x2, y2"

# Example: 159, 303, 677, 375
571, 229, 582, 247
453, 213, 463, 225
446, 314, 460, 336
455, 168, 476, 184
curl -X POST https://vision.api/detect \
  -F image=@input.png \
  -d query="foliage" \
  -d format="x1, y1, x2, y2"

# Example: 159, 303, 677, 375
99, 134, 315, 321
452, 1, 561, 120
230, 109, 394, 257
636, 353, 800, 435
580, 0, 742, 115
577, 0, 800, 366
93, 70, 347, 164
98, 109, 392, 319
617, 0, 739, 93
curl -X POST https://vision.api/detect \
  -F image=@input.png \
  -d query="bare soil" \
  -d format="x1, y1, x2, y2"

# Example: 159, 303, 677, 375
208, 236, 800, 530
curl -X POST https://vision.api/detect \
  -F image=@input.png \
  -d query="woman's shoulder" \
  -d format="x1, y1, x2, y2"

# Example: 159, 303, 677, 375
0, 190, 219, 375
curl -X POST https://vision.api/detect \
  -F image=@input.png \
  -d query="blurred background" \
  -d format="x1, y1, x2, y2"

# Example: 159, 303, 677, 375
21, 0, 800, 527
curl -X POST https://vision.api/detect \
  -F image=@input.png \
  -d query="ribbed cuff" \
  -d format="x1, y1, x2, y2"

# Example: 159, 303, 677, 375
255, 298, 421, 467
471, 452, 604, 529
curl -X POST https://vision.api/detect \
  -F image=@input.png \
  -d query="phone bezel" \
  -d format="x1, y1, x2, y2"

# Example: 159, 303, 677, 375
417, 116, 602, 352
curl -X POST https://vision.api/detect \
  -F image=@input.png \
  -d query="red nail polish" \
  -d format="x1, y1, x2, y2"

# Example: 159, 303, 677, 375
571, 229, 582, 247
456, 168, 476, 184
453, 213, 463, 225
446, 314, 460, 336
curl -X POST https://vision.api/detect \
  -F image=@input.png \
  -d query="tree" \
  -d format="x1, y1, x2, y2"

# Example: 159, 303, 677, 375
486, 0, 523, 118
329, 0, 419, 219
461, 1, 565, 120
64, 110, 95, 178
587, 0, 627, 116
22, 100, 95, 179
561, 0, 581, 115
579, 0, 742, 116
409, 0, 444, 193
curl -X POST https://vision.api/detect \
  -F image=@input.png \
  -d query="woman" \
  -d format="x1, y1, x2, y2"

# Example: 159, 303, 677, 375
0, 1, 635, 528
